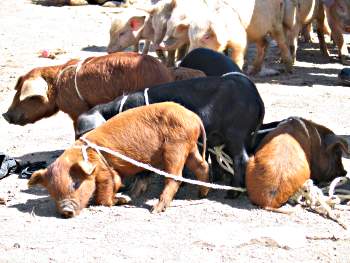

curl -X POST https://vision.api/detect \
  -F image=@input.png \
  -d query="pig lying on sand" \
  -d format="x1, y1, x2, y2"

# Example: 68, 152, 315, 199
2, 52, 173, 129
246, 117, 350, 210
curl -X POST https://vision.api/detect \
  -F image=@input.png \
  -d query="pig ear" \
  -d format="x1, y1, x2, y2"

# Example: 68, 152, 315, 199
77, 161, 96, 176
129, 16, 146, 31
19, 77, 48, 102
28, 169, 48, 187
325, 135, 350, 159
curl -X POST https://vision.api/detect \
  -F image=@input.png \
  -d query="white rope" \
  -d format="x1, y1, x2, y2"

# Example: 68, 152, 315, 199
118, 88, 149, 113
144, 88, 149, 105
79, 137, 246, 192
56, 59, 91, 103
326, 176, 350, 198
118, 95, 129, 113
291, 179, 348, 229
74, 60, 86, 102
221, 71, 251, 81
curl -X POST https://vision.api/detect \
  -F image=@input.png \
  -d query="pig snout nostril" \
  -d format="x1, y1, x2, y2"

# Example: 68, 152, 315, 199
59, 199, 79, 218
2, 112, 11, 123
61, 208, 75, 218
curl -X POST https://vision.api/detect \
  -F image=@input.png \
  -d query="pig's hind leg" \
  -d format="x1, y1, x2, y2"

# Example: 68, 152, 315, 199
185, 145, 210, 198
151, 144, 186, 213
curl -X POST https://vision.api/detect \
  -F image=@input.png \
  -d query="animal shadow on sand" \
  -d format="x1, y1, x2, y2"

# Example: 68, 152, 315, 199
10, 195, 60, 218
251, 41, 348, 87
15, 150, 63, 172
81, 45, 107, 53
11, 167, 256, 217
121, 172, 256, 212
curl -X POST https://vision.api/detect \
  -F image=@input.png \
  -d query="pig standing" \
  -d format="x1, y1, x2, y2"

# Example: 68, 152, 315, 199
283, 0, 330, 62
246, 117, 350, 209
2, 52, 173, 129
28, 102, 209, 217
323, 0, 350, 64
160, 0, 293, 75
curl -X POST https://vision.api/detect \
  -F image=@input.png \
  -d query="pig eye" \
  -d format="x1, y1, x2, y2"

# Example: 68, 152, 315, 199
119, 31, 126, 36
72, 181, 81, 190
203, 34, 211, 40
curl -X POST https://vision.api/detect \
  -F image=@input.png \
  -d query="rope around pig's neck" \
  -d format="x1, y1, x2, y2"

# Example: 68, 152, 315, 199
56, 59, 92, 105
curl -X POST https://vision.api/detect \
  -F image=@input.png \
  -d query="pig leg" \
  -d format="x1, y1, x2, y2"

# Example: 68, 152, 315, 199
152, 145, 186, 213
95, 169, 122, 206
176, 44, 189, 61
142, 40, 151, 55
156, 49, 167, 64
331, 28, 350, 64
228, 27, 247, 70
270, 27, 293, 72
185, 145, 210, 198
249, 38, 268, 75
224, 135, 249, 198
316, 11, 330, 57
166, 50, 176, 67
301, 23, 312, 43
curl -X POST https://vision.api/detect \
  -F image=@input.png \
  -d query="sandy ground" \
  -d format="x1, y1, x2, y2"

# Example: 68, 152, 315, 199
0, 1, 350, 262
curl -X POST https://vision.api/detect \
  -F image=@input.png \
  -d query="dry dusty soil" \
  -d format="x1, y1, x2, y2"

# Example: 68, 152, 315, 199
0, 1, 350, 262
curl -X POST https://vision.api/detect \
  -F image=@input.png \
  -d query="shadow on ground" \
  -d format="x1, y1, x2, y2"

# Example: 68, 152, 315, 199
249, 41, 349, 87
81, 45, 107, 52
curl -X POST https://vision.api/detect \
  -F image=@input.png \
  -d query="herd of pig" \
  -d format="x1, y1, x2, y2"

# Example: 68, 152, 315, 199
106, 0, 350, 75
2, 0, 350, 218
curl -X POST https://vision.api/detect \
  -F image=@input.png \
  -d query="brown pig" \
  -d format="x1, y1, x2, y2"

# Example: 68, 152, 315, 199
3, 52, 173, 129
28, 102, 209, 217
246, 117, 350, 209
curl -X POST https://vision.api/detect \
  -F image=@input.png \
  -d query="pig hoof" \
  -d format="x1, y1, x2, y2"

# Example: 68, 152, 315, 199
151, 203, 167, 213
114, 193, 131, 205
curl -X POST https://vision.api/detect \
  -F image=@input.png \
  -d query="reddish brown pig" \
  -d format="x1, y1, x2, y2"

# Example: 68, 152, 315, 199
3, 52, 173, 128
28, 102, 209, 217
246, 117, 349, 209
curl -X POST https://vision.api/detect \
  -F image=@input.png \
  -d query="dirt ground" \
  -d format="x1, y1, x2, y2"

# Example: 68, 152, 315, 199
0, 1, 350, 262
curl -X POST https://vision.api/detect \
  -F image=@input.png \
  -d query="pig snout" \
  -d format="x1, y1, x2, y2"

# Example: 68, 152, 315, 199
2, 111, 25, 125
2, 112, 11, 123
58, 199, 79, 218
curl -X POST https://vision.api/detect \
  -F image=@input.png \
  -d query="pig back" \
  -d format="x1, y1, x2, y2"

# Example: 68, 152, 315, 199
56, 52, 173, 120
